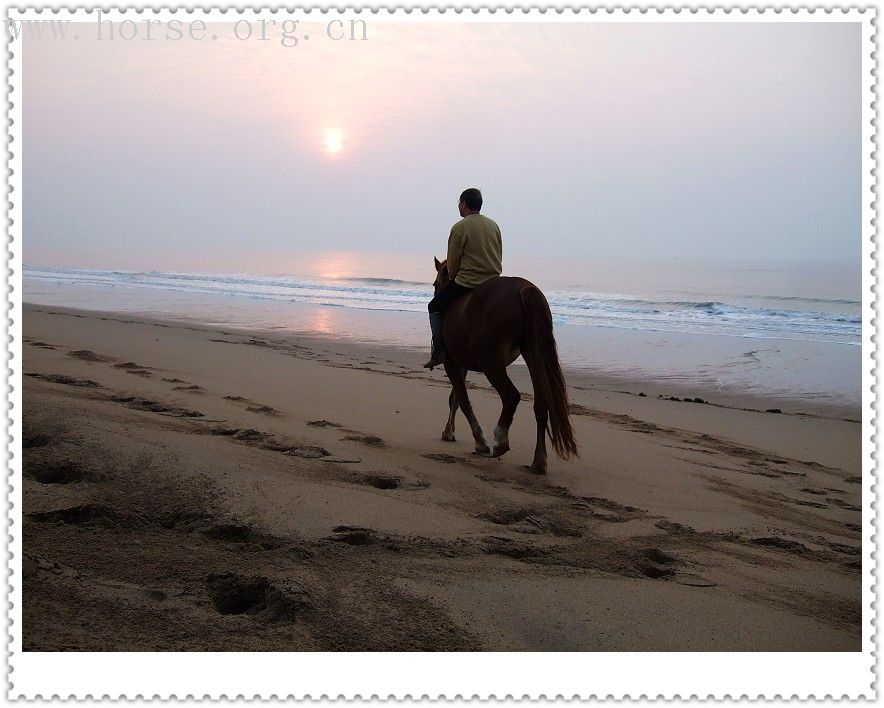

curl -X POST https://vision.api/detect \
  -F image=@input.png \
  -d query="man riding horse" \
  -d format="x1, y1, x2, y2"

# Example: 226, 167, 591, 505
424, 188, 577, 474
423, 188, 501, 369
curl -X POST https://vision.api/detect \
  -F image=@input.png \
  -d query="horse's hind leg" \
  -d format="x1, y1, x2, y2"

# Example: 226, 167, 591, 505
522, 352, 548, 474
443, 362, 489, 454
483, 364, 521, 458
441, 384, 459, 442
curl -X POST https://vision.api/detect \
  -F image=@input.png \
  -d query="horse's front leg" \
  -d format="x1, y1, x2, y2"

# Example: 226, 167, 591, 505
441, 388, 457, 442
443, 362, 490, 454
483, 365, 521, 458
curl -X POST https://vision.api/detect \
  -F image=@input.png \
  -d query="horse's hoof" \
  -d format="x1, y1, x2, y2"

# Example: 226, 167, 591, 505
527, 464, 547, 475
441, 432, 456, 442
491, 444, 510, 458
474, 444, 491, 455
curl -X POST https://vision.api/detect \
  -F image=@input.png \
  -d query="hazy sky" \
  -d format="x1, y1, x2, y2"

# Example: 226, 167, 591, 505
23, 20, 861, 275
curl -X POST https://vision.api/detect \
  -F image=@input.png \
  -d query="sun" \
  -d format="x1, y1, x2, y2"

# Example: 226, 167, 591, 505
323, 131, 344, 155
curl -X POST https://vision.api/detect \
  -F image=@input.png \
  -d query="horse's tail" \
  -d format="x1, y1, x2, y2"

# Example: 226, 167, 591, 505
520, 285, 579, 461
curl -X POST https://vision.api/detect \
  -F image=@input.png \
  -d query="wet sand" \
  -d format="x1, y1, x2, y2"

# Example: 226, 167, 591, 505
21, 304, 862, 650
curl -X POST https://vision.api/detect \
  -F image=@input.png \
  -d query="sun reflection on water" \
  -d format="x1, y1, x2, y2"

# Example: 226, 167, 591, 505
308, 306, 338, 335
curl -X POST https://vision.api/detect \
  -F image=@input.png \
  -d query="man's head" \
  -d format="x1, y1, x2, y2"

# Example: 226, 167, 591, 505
458, 188, 482, 217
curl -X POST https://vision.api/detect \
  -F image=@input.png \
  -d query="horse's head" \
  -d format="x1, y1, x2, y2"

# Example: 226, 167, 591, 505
432, 256, 449, 295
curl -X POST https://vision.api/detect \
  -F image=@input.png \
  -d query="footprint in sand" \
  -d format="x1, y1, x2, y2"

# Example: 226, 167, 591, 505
751, 536, 811, 554
483, 535, 549, 560
829, 498, 862, 512
109, 395, 204, 418
209, 426, 334, 459
27, 503, 144, 530
222, 395, 279, 416
357, 474, 401, 490
480, 507, 581, 537
25, 373, 101, 388
308, 420, 342, 428
113, 362, 153, 377
638, 563, 675, 579
828, 541, 862, 556
801, 487, 829, 496
67, 350, 114, 363
25, 456, 105, 485
22, 553, 80, 579
341, 434, 386, 448
204, 572, 311, 622
672, 573, 717, 587
422, 453, 460, 464
22, 426, 53, 449
655, 520, 697, 535
26, 340, 56, 350
328, 526, 375, 545
571, 496, 646, 523
636, 547, 715, 586
354, 473, 429, 491
114, 361, 149, 370
788, 497, 829, 509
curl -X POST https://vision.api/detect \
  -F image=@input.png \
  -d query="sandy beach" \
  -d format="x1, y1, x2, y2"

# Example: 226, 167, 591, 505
21, 303, 861, 651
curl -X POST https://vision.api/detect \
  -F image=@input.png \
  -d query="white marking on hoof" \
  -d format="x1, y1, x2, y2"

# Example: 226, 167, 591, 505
492, 425, 510, 457
475, 427, 490, 454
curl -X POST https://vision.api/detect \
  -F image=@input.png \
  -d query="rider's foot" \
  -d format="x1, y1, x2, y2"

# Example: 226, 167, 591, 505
425, 312, 446, 370
423, 354, 443, 369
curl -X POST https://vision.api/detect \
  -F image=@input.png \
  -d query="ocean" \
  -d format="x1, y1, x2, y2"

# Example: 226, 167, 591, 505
22, 257, 862, 409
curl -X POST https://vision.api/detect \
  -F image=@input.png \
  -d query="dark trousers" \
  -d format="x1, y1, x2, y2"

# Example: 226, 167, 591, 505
428, 281, 472, 314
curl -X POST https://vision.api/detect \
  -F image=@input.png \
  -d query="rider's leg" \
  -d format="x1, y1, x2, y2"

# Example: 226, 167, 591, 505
424, 282, 472, 369
424, 282, 456, 369
425, 310, 446, 368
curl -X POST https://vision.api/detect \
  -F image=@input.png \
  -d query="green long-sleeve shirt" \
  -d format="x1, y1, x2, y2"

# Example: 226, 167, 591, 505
446, 214, 503, 288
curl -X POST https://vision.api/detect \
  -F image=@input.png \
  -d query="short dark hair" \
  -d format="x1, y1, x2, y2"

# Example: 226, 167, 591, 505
459, 188, 483, 211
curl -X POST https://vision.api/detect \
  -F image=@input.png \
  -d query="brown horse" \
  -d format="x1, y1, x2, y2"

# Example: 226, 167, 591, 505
432, 257, 578, 474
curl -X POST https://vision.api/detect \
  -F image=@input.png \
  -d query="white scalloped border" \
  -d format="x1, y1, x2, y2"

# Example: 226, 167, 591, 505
4, 5, 877, 701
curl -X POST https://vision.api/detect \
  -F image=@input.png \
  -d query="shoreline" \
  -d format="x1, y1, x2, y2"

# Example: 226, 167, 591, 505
23, 302, 861, 422
22, 269, 862, 413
